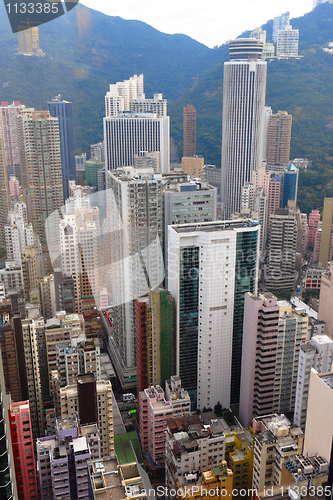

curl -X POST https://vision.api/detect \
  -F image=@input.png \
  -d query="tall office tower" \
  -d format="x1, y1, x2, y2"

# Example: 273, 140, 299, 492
0, 348, 18, 500
294, 335, 333, 430
163, 176, 217, 283
90, 141, 105, 161
53, 271, 76, 313
319, 198, 333, 268
168, 220, 259, 409
308, 209, 321, 247
282, 163, 299, 209
221, 39, 267, 218
20, 319, 44, 438
318, 262, 333, 339
183, 104, 196, 157
267, 175, 281, 227
135, 288, 175, 393
273, 12, 290, 43
0, 299, 20, 402
59, 375, 114, 458
17, 110, 63, 251
276, 26, 299, 57
0, 101, 26, 180
48, 97, 76, 201
8, 400, 38, 499
0, 124, 9, 249
239, 292, 279, 426
104, 112, 170, 173
106, 167, 164, 386
267, 111, 292, 170
266, 209, 298, 290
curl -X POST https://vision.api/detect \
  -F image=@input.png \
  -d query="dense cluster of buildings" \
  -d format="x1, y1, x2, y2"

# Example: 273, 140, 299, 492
0, 11, 332, 500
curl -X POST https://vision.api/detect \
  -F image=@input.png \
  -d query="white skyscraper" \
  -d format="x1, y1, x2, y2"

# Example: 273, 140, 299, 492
104, 74, 170, 173
221, 39, 267, 218
168, 219, 259, 410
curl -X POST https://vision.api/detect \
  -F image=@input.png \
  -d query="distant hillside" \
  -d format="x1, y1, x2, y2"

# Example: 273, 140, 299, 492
1, 2, 333, 212
169, 3, 333, 213
0, 2, 223, 150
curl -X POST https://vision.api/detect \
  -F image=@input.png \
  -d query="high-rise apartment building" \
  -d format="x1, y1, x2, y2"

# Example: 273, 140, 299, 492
266, 208, 298, 290
20, 318, 44, 439
319, 197, 333, 268
135, 288, 175, 393
8, 400, 38, 499
104, 74, 169, 173
17, 27, 43, 55
53, 271, 76, 314
267, 175, 281, 227
318, 262, 333, 339
17, 110, 63, 250
168, 220, 259, 409
304, 369, 333, 461
165, 414, 226, 491
48, 97, 76, 201
267, 111, 292, 169
0, 349, 18, 499
274, 300, 308, 414
59, 374, 114, 458
106, 167, 164, 385
90, 141, 105, 161
183, 104, 196, 157
252, 414, 303, 490
221, 39, 267, 217
276, 26, 299, 57
294, 335, 333, 430
0, 101, 26, 178
0, 299, 20, 402
239, 292, 280, 426
0, 123, 9, 248
273, 12, 290, 43
308, 209, 321, 247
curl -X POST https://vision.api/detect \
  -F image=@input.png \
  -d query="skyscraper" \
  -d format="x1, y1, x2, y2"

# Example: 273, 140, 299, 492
221, 39, 267, 218
183, 104, 196, 157
282, 163, 299, 209
48, 97, 76, 201
319, 197, 333, 268
104, 74, 170, 173
168, 219, 259, 409
17, 110, 63, 251
273, 12, 290, 43
267, 111, 292, 169
0, 122, 9, 248
0, 101, 26, 178
276, 26, 299, 58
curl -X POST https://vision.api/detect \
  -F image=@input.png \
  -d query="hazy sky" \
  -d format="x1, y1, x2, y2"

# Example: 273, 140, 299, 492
80, 0, 314, 47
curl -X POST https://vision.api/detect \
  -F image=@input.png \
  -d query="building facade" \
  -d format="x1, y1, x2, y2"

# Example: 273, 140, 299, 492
183, 104, 196, 157
221, 39, 267, 217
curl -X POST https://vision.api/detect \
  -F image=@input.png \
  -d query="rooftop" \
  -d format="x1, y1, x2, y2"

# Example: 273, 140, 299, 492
170, 219, 258, 234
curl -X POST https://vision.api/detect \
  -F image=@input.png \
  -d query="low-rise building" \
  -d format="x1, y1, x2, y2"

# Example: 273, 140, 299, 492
176, 461, 233, 500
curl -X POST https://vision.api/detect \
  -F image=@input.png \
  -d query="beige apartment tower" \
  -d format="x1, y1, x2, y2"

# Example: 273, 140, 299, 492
0, 121, 9, 247
319, 197, 333, 268
267, 111, 292, 168
18, 110, 63, 251
183, 104, 196, 157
